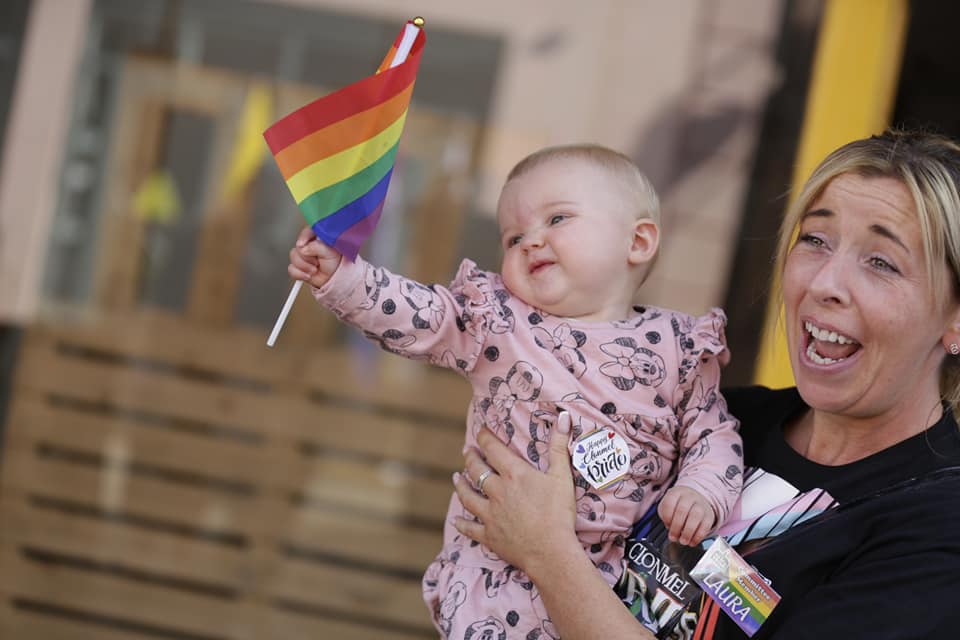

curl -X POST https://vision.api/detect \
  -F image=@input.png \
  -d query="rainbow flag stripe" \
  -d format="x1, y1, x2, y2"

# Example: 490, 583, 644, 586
263, 22, 425, 260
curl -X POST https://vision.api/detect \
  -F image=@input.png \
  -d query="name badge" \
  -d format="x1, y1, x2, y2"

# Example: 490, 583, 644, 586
572, 428, 630, 490
690, 537, 781, 637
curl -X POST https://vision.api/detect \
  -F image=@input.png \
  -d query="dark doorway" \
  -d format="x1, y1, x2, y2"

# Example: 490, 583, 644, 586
892, 0, 960, 138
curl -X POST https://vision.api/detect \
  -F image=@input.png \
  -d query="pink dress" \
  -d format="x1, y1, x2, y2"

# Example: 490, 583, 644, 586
314, 257, 742, 640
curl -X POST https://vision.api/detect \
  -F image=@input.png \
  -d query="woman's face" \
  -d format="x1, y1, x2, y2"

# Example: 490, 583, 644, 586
783, 173, 960, 421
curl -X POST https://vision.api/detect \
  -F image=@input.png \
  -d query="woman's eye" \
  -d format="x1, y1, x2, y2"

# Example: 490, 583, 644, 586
549, 214, 567, 225
798, 233, 824, 247
868, 256, 899, 273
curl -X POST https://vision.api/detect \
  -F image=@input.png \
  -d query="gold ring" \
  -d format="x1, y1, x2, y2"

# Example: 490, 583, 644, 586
476, 469, 492, 495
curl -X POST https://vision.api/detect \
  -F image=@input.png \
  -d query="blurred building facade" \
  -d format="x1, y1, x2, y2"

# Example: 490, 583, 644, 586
0, 1, 797, 638
0, 0, 787, 324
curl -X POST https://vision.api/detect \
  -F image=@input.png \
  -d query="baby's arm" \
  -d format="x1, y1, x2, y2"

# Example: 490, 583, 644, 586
306, 244, 493, 373
663, 312, 743, 545
288, 226, 342, 288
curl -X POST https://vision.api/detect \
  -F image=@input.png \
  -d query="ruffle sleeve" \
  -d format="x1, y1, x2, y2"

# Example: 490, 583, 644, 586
448, 258, 516, 341
695, 308, 729, 357
677, 307, 730, 384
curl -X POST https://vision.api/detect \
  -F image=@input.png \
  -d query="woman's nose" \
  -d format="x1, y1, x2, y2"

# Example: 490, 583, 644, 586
807, 255, 851, 305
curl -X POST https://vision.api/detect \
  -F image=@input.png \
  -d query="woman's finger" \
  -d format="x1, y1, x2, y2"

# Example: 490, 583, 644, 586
476, 427, 521, 479
463, 448, 493, 488
546, 411, 572, 477
453, 471, 488, 519
463, 451, 501, 500
452, 515, 486, 545
463, 446, 486, 475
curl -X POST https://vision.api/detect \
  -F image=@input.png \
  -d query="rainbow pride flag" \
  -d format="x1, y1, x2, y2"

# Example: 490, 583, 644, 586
263, 21, 426, 261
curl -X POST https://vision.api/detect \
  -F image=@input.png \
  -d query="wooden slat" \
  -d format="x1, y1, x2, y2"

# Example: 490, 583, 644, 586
4, 402, 452, 524
9, 385, 463, 477
265, 558, 432, 631
25, 316, 472, 419
15, 335, 286, 438
92, 97, 166, 311
282, 507, 442, 572
257, 607, 433, 640
0, 547, 249, 639
2, 454, 258, 536
0, 521, 436, 640
8, 397, 268, 484
292, 403, 464, 473
294, 456, 450, 521
7, 420, 452, 529
0, 603, 162, 640
14, 338, 466, 463
28, 310, 299, 386
187, 207, 252, 327
2, 450, 442, 572
301, 347, 472, 415
0, 494, 246, 588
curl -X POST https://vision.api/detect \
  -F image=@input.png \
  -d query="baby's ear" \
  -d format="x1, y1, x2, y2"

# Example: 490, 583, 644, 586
628, 218, 659, 266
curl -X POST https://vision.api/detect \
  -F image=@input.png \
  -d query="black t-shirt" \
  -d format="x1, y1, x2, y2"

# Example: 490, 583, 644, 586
706, 386, 960, 639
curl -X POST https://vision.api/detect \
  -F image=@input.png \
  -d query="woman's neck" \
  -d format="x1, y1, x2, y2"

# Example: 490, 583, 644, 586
786, 399, 944, 466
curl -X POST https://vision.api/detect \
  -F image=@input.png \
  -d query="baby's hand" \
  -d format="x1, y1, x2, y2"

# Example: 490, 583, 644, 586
288, 226, 342, 288
657, 485, 716, 546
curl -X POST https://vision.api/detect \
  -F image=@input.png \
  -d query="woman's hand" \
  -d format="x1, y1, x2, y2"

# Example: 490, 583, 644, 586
453, 412, 578, 575
453, 413, 658, 639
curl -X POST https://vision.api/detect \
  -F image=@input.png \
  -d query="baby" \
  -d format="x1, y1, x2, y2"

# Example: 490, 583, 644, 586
288, 144, 742, 640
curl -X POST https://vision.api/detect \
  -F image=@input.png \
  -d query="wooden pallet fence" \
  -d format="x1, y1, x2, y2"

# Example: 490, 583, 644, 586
0, 312, 471, 639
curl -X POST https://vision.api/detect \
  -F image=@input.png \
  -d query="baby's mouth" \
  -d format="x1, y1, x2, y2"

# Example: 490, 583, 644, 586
529, 260, 554, 274
804, 321, 860, 365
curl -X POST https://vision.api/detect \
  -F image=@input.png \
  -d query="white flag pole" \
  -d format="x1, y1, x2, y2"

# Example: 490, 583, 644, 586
267, 18, 423, 347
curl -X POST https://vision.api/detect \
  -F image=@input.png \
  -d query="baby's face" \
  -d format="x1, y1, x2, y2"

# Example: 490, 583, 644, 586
496, 157, 650, 322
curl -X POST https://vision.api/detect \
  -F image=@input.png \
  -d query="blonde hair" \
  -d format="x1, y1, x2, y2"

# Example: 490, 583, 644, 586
774, 129, 960, 411
506, 144, 661, 225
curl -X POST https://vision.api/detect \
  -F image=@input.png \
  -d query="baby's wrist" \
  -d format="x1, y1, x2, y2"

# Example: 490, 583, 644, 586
310, 272, 333, 288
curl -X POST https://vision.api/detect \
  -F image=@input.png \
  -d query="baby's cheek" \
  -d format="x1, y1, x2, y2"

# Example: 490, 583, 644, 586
500, 261, 521, 291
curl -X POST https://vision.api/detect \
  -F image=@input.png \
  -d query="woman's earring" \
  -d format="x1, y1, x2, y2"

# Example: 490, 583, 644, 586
951, 343, 959, 356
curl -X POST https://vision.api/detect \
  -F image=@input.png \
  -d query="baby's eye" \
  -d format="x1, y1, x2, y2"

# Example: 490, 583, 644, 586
549, 214, 567, 225
506, 235, 522, 248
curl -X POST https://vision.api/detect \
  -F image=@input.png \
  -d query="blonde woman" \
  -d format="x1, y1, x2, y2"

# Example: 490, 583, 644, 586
458, 129, 960, 639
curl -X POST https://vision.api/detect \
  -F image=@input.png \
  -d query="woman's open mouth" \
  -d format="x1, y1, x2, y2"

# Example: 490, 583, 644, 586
804, 320, 861, 365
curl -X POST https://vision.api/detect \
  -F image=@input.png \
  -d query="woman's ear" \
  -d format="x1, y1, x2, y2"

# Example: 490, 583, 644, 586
628, 219, 660, 266
941, 310, 960, 356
